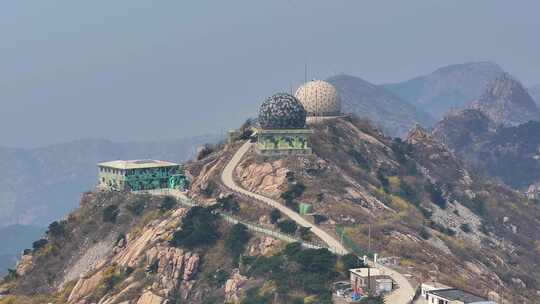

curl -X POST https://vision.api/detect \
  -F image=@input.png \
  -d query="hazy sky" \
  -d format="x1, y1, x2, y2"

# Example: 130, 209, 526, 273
1, 0, 539, 147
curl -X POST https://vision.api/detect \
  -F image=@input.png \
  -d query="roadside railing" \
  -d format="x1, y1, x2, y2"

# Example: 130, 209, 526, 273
135, 188, 325, 250
335, 226, 372, 259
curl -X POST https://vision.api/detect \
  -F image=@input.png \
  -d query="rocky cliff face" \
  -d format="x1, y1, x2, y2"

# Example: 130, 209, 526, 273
470, 74, 540, 126
0, 191, 282, 304
432, 109, 496, 150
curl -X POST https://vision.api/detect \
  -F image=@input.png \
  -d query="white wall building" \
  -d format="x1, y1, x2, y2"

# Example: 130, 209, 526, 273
419, 283, 496, 304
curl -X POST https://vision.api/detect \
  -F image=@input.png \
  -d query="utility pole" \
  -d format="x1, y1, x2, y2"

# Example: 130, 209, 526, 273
368, 224, 372, 254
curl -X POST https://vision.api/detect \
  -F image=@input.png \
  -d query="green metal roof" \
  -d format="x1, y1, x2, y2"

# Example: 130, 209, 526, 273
98, 159, 180, 170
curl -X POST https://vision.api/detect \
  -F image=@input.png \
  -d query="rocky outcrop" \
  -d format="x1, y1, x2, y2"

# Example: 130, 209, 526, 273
68, 270, 105, 303
470, 74, 540, 126
407, 125, 472, 190
136, 291, 166, 304
114, 208, 187, 268
182, 253, 200, 282
236, 159, 288, 198
248, 236, 281, 256
145, 246, 185, 297
63, 238, 114, 285
143, 246, 200, 298
432, 109, 497, 151
15, 254, 34, 277
224, 270, 248, 303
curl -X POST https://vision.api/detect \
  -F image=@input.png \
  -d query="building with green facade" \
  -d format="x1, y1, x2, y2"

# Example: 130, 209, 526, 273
256, 93, 313, 155
256, 128, 313, 155
97, 159, 188, 191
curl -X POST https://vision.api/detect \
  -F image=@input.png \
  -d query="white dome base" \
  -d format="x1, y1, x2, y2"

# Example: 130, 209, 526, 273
306, 114, 349, 124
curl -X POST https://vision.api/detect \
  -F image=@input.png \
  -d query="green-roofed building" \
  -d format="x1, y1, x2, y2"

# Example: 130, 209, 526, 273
97, 159, 188, 191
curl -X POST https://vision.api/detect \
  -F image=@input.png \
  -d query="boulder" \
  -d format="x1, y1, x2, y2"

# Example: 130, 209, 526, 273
224, 270, 247, 302
136, 291, 166, 304
68, 270, 104, 304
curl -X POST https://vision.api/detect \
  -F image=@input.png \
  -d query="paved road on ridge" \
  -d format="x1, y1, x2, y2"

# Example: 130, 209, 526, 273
221, 141, 348, 255
220, 141, 415, 303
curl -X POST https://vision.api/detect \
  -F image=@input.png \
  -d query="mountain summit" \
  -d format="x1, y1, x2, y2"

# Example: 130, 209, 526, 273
470, 74, 540, 126
383, 62, 506, 119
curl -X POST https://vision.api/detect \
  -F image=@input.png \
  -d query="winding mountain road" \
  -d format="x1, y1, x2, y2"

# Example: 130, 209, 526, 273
221, 141, 347, 255
220, 141, 415, 303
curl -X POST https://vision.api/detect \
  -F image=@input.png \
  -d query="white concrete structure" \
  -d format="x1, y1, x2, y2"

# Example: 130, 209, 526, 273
350, 268, 394, 295
295, 80, 341, 117
419, 283, 496, 304
420, 282, 452, 300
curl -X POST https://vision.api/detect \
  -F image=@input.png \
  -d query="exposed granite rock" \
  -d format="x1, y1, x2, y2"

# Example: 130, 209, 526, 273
136, 291, 166, 304
407, 125, 473, 190
15, 254, 34, 277
236, 159, 288, 198
99, 280, 141, 304
113, 208, 187, 268
146, 246, 185, 297
68, 269, 104, 304
182, 253, 199, 281
224, 270, 248, 303
248, 236, 281, 256
63, 238, 114, 285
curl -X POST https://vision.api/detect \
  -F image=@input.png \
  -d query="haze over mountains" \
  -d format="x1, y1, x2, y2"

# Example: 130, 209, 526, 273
0, 136, 219, 228
433, 110, 540, 190
470, 74, 540, 126
0, 135, 218, 274
326, 74, 434, 137
529, 84, 540, 106
382, 62, 506, 119
328, 61, 540, 137
1, 61, 536, 229
1, 60, 539, 277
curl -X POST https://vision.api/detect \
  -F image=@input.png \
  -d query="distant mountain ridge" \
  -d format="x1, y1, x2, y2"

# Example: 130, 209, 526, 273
433, 109, 540, 189
529, 84, 540, 106
469, 74, 540, 126
0, 135, 218, 275
326, 74, 435, 137
382, 62, 506, 119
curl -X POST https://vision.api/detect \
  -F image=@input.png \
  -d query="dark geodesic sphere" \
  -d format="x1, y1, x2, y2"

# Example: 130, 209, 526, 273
258, 93, 307, 129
